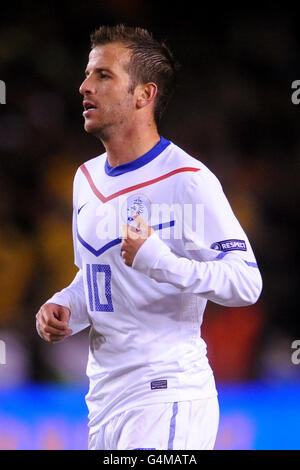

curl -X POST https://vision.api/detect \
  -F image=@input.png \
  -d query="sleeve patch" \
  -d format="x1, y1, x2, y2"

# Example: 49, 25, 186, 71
211, 239, 247, 252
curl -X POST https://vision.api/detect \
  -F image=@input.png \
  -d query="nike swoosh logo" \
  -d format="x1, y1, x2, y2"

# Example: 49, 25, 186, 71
78, 202, 88, 214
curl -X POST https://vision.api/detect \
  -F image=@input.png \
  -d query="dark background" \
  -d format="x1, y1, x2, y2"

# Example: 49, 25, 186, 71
0, 1, 299, 386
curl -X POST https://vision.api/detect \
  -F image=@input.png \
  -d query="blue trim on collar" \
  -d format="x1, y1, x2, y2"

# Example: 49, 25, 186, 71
105, 136, 170, 176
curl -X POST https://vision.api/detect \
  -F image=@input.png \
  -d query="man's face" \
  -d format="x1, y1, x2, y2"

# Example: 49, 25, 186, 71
79, 42, 135, 138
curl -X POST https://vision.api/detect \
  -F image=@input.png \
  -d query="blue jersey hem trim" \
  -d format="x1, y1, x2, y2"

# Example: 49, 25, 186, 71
104, 136, 171, 176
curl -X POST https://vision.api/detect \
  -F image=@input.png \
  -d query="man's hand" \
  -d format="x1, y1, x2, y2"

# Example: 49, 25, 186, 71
36, 303, 72, 343
121, 214, 154, 267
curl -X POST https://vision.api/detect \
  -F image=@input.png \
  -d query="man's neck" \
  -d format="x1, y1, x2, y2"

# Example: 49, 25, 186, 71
101, 125, 161, 168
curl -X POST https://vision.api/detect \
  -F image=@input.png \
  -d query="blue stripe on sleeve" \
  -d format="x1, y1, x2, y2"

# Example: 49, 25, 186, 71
215, 250, 258, 268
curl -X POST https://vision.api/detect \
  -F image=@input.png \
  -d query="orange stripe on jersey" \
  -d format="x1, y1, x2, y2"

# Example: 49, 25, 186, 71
80, 164, 201, 203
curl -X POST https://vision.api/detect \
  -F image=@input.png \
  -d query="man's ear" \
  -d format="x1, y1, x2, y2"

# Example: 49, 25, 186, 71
135, 82, 158, 109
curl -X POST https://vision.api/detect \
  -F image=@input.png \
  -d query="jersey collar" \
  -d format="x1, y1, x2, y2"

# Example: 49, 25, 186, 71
104, 136, 170, 177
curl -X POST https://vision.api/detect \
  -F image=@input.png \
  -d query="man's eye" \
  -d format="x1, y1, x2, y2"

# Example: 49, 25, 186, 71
100, 73, 110, 79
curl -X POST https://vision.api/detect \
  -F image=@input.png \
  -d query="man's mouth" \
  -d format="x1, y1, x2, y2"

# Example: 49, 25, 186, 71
83, 100, 97, 116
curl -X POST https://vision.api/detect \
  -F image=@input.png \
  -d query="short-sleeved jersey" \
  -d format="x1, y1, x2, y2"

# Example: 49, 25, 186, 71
47, 137, 262, 435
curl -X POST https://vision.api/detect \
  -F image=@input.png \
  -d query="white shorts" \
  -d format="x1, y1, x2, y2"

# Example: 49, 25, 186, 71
88, 396, 219, 450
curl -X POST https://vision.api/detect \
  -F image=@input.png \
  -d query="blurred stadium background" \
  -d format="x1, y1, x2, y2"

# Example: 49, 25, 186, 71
0, 1, 299, 450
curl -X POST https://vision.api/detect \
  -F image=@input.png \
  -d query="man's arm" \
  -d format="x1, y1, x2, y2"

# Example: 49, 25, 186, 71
131, 232, 262, 307
36, 168, 90, 343
121, 170, 263, 307
36, 269, 91, 342
36, 303, 72, 343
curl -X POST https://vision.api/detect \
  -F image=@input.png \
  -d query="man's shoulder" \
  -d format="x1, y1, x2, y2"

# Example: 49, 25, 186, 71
167, 140, 216, 182
74, 152, 106, 179
81, 151, 107, 171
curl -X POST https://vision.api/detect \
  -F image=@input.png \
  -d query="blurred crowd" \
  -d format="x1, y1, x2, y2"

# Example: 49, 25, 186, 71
0, 2, 299, 386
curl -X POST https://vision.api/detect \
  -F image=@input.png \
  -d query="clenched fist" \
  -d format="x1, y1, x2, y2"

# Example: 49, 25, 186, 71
121, 214, 154, 266
36, 303, 72, 343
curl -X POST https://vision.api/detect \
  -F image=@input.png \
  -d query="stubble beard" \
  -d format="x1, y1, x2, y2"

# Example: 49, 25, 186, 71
83, 111, 115, 142
85, 121, 112, 142
83, 88, 136, 143
84, 111, 134, 144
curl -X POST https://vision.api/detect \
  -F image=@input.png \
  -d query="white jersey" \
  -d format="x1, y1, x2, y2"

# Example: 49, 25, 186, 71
46, 137, 262, 436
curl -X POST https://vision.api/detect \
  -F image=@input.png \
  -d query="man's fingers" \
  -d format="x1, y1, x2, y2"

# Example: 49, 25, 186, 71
121, 224, 140, 241
56, 306, 72, 325
49, 331, 71, 342
38, 312, 70, 335
133, 213, 143, 227
120, 215, 153, 268
36, 304, 72, 343
121, 224, 128, 239
37, 316, 71, 343
40, 306, 69, 331
44, 332, 70, 343
133, 214, 154, 237
133, 213, 147, 230
44, 323, 71, 336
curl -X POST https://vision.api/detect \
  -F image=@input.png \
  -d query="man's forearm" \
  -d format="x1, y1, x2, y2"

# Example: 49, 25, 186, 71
132, 232, 263, 307
45, 269, 90, 335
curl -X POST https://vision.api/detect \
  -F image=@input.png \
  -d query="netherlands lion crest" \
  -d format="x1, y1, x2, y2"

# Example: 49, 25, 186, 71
122, 194, 151, 224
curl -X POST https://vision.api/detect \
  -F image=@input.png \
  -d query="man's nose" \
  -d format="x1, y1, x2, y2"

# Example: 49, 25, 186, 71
79, 76, 95, 95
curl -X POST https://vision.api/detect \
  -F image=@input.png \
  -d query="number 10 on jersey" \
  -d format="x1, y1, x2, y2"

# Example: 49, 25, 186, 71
86, 264, 114, 312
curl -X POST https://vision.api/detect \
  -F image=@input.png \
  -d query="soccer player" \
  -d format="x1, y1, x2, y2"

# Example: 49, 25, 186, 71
36, 25, 263, 450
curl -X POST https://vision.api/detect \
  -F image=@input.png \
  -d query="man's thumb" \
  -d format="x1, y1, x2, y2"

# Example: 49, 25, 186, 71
134, 214, 153, 237
57, 305, 71, 324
